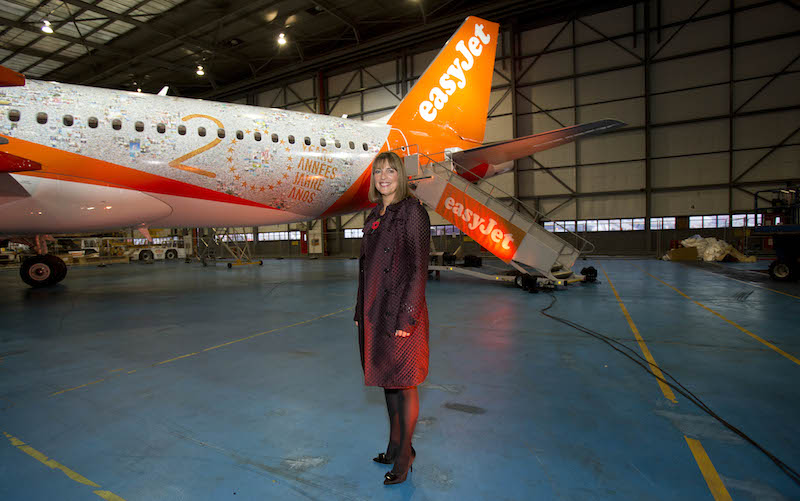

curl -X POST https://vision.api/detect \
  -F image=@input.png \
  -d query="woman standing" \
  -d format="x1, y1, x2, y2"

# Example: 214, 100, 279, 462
354, 151, 430, 485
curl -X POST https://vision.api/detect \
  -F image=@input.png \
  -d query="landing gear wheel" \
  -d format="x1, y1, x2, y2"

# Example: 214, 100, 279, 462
20, 254, 65, 287
227, 262, 232, 269
768, 260, 795, 282
50, 255, 67, 283
164, 249, 178, 260
259, 260, 263, 266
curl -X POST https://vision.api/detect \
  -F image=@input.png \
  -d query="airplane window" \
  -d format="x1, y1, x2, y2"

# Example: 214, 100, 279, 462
36, 112, 48, 124
320, 138, 326, 147
362, 143, 368, 151
335, 140, 341, 148
304, 137, 311, 146
254, 131, 262, 141
198, 127, 206, 137
88, 117, 98, 128
349, 141, 355, 149
112, 119, 122, 130
178, 125, 186, 135
63, 115, 74, 126
8, 110, 20, 122
156, 123, 165, 133
135, 121, 144, 132
236, 130, 244, 140
271, 133, 279, 142
217, 128, 226, 139
288, 135, 295, 144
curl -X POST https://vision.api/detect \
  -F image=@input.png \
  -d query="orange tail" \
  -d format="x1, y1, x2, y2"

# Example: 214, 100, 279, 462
386, 17, 499, 159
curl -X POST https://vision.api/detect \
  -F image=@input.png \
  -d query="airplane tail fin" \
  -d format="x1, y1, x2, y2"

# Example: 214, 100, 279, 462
0, 65, 25, 87
387, 17, 499, 156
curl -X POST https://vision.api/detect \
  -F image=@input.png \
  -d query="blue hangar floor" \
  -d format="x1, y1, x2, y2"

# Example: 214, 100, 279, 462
0, 257, 798, 501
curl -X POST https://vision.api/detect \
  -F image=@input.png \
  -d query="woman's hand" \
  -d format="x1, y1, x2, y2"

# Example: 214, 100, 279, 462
355, 321, 358, 327
394, 329, 411, 337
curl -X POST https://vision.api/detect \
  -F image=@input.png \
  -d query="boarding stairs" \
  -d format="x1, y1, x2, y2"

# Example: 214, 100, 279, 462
404, 151, 593, 282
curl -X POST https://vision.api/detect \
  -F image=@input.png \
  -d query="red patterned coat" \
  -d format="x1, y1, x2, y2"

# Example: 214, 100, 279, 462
354, 195, 430, 388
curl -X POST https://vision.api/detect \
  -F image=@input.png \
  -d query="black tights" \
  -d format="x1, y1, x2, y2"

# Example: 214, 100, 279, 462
384, 387, 419, 473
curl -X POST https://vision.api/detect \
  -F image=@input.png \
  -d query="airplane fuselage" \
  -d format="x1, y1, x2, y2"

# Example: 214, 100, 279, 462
1, 80, 391, 235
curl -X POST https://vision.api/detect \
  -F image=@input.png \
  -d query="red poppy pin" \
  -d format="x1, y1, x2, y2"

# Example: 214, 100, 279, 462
371, 220, 381, 231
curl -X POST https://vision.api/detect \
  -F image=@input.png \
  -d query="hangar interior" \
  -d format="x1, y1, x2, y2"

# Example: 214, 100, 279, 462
1, 0, 799, 500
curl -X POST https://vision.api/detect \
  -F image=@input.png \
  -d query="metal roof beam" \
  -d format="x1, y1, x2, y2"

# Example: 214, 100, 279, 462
310, 0, 361, 42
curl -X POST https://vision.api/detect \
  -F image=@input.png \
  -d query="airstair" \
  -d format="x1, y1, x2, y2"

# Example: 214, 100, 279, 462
404, 151, 594, 282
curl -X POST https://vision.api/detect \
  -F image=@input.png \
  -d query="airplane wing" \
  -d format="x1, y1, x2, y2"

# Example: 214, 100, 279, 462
0, 65, 25, 87
451, 119, 625, 180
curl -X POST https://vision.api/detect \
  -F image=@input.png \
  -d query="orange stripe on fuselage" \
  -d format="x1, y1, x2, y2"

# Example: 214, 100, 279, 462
1, 135, 276, 210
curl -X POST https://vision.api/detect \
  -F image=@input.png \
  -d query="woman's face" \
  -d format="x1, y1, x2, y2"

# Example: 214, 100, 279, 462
374, 161, 399, 202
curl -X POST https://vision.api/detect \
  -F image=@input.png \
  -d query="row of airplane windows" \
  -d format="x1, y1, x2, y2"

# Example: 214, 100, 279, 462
4, 109, 370, 151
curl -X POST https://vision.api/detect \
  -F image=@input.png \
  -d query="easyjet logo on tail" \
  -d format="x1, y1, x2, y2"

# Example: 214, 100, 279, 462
435, 183, 526, 263
419, 23, 492, 123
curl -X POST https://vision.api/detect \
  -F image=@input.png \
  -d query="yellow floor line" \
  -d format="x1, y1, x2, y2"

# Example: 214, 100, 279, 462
684, 436, 733, 501
49, 306, 354, 397
3, 431, 127, 501
638, 267, 800, 367
680, 263, 800, 301
602, 268, 677, 403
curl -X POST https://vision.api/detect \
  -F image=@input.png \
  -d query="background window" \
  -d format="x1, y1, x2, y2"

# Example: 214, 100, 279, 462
633, 218, 645, 230
689, 216, 703, 229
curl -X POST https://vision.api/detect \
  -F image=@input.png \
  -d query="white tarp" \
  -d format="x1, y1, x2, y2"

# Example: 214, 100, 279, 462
676, 235, 756, 262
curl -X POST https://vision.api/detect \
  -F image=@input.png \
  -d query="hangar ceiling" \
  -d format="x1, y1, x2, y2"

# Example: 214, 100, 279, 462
0, 0, 633, 100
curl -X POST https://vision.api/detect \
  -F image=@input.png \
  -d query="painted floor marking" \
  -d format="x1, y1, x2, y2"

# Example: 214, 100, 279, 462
3, 431, 127, 501
680, 264, 800, 301
604, 268, 732, 499
50, 306, 354, 397
684, 436, 733, 501
638, 266, 800, 367
602, 268, 677, 403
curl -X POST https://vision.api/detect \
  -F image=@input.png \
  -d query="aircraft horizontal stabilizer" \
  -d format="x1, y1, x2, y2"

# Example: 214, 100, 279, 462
451, 119, 625, 182
0, 150, 42, 173
0, 65, 25, 87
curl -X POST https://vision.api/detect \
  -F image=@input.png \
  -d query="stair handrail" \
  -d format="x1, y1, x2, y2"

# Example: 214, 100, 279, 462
393, 146, 596, 255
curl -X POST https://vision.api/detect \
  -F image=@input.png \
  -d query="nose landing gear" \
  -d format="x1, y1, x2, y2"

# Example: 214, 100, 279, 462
20, 254, 67, 287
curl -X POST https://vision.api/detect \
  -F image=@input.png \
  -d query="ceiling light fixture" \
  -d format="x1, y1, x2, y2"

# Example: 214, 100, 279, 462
277, 33, 287, 45
137, 88, 142, 93
41, 20, 53, 34
196, 65, 204, 76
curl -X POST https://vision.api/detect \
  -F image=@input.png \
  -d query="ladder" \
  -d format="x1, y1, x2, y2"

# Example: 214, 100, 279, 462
406, 152, 591, 281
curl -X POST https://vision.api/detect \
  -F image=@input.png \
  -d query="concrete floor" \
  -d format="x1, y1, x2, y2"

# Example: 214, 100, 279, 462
0, 257, 798, 501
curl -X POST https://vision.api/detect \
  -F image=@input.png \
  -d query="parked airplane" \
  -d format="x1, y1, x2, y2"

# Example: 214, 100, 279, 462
1, 16, 622, 287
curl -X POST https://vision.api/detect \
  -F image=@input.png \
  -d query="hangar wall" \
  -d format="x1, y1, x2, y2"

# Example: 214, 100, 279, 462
237, 0, 799, 257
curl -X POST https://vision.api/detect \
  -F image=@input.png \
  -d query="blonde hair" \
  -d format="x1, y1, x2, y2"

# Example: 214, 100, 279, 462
368, 151, 410, 204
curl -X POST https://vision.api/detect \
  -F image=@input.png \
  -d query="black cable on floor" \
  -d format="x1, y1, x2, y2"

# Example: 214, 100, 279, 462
540, 293, 800, 487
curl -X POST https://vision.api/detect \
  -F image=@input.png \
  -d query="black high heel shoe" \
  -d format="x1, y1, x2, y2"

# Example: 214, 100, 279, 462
373, 444, 413, 465
383, 448, 415, 485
